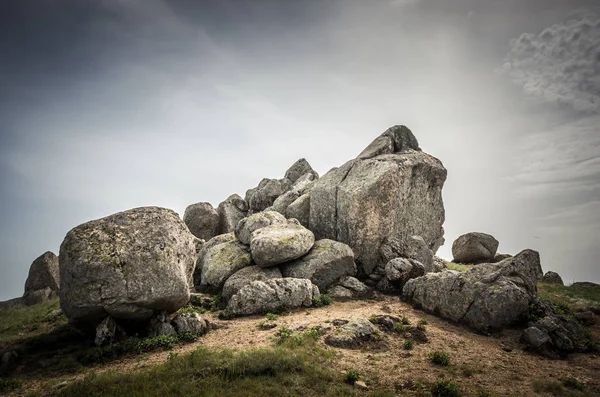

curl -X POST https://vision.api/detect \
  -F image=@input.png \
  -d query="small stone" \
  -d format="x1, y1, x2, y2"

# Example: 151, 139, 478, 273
354, 381, 368, 390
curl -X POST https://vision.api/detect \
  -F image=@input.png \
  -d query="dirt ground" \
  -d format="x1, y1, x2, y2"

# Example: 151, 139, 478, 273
15, 296, 600, 396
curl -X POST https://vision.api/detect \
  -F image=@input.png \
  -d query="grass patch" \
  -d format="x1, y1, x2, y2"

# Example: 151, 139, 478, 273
0, 298, 66, 347
537, 282, 600, 313
57, 334, 385, 397
447, 263, 473, 272
402, 339, 414, 350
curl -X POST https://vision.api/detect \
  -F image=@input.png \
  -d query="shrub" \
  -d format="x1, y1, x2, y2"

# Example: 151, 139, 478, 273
403, 339, 414, 350
176, 306, 205, 315
560, 376, 585, 390
304, 327, 322, 339
431, 380, 460, 397
265, 313, 278, 321
430, 351, 450, 366
0, 378, 21, 393
276, 327, 292, 341
313, 295, 332, 307
344, 369, 361, 384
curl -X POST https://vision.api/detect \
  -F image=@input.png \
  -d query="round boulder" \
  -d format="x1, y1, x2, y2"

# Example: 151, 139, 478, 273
197, 239, 252, 294
235, 210, 286, 245
183, 202, 220, 241
250, 220, 315, 267
59, 207, 196, 330
452, 232, 499, 264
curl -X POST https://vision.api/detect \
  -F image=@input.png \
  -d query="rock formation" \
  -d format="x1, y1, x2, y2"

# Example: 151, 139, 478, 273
22, 251, 60, 306
402, 250, 543, 332
59, 207, 196, 330
309, 125, 446, 275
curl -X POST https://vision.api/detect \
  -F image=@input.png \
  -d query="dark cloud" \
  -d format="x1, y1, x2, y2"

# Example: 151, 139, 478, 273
502, 13, 600, 113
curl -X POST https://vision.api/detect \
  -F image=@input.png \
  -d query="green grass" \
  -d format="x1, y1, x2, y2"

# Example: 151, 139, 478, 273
57, 334, 392, 397
537, 282, 600, 313
0, 298, 66, 347
447, 263, 473, 272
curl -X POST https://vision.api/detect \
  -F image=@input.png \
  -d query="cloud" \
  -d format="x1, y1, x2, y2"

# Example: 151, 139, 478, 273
502, 13, 600, 113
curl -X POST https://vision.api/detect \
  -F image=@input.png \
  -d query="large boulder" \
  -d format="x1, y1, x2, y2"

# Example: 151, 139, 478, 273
380, 236, 434, 273
402, 250, 543, 332
59, 207, 196, 330
309, 125, 446, 275
183, 202, 220, 241
280, 239, 356, 291
224, 278, 319, 316
222, 265, 282, 302
22, 251, 60, 306
541, 271, 564, 285
452, 232, 499, 264
217, 194, 248, 234
285, 194, 310, 228
235, 210, 287, 245
197, 239, 252, 294
250, 220, 315, 267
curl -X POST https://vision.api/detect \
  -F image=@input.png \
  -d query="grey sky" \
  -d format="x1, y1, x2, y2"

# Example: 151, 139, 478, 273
1, 0, 599, 300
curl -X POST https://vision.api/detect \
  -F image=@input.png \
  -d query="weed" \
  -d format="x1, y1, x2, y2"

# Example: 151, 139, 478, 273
275, 327, 292, 341
403, 339, 414, 350
430, 351, 450, 366
176, 306, 205, 315
0, 378, 21, 393
431, 380, 460, 397
418, 318, 428, 326
560, 377, 585, 391
265, 313, 278, 321
304, 327, 322, 339
344, 369, 361, 384
401, 316, 410, 325
312, 294, 332, 308
394, 322, 405, 333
